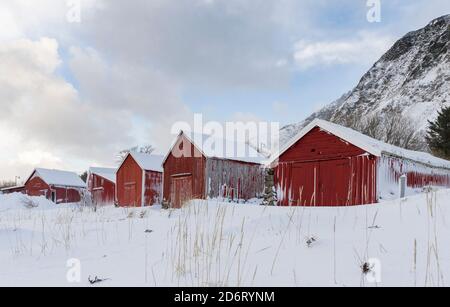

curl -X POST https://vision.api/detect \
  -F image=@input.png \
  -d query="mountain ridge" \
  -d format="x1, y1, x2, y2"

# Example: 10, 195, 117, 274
280, 14, 450, 147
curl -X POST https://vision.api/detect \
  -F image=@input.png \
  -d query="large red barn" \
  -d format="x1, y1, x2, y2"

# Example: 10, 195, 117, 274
87, 167, 116, 206
23, 168, 86, 204
272, 119, 450, 207
163, 131, 266, 208
116, 152, 163, 207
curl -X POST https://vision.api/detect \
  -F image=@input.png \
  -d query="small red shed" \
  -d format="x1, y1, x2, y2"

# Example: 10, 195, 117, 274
272, 119, 450, 207
0, 185, 25, 195
23, 168, 86, 204
163, 132, 266, 208
116, 152, 163, 207
87, 167, 116, 205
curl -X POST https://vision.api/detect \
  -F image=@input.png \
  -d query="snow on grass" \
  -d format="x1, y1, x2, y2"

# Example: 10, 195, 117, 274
0, 193, 57, 211
1, 190, 450, 286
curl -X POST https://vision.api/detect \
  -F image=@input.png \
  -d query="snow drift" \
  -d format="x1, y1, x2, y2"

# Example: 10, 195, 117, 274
1, 189, 450, 286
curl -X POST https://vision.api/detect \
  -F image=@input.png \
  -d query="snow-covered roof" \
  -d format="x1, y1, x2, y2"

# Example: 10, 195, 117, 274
273, 119, 450, 169
163, 131, 266, 165
89, 167, 116, 184
0, 185, 25, 192
126, 152, 164, 172
27, 168, 86, 188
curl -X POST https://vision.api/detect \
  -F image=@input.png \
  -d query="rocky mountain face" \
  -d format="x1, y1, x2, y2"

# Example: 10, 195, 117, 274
280, 15, 450, 147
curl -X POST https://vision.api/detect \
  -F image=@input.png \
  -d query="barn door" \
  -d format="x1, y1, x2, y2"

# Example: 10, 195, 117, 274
318, 159, 351, 206
51, 191, 57, 203
124, 184, 137, 207
92, 189, 103, 205
288, 159, 355, 207
170, 176, 193, 209
290, 162, 318, 206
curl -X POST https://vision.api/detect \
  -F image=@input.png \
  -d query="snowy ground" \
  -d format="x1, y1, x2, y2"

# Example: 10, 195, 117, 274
0, 190, 449, 287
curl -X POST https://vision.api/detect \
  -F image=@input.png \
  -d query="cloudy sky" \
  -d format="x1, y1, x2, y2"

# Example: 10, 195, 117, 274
0, 0, 449, 182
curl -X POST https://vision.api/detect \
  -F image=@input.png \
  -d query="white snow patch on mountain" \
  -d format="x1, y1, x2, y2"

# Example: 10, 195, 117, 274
281, 15, 450, 146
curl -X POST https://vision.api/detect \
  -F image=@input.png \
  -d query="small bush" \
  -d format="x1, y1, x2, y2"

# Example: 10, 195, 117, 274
20, 197, 39, 209
162, 199, 170, 210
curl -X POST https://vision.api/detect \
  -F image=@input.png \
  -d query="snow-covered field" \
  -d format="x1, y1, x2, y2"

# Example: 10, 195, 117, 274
0, 190, 449, 287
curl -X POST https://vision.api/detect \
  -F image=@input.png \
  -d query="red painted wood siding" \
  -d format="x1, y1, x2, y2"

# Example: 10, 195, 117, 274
279, 127, 366, 163
117, 155, 143, 207
53, 186, 81, 204
25, 176, 51, 198
1, 186, 25, 194
274, 127, 377, 206
143, 170, 162, 206
406, 172, 450, 188
275, 156, 377, 206
88, 173, 116, 205
163, 134, 206, 205
24, 175, 82, 204
379, 155, 450, 193
170, 175, 193, 208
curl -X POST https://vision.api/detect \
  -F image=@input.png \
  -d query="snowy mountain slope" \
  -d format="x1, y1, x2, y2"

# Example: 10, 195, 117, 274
280, 14, 450, 146
279, 91, 351, 145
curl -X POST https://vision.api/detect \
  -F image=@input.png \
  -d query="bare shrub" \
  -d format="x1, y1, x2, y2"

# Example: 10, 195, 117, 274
335, 107, 428, 151
162, 199, 170, 210
78, 189, 94, 210
361, 262, 373, 275
116, 145, 155, 164
20, 196, 39, 209
88, 276, 110, 285
306, 236, 317, 248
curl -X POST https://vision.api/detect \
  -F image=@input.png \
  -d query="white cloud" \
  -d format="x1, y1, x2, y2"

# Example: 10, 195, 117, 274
67, 46, 193, 152
0, 37, 135, 179
0, 1, 66, 42
0, 0, 447, 182
15, 150, 63, 168
293, 32, 395, 70
75, 0, 303, 89
0, 7, 22, 40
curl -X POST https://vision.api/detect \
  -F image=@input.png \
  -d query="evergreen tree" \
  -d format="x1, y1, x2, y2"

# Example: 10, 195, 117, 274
262, 169, 277, 206
80, 171, 88, 183
426, 106, 450, 159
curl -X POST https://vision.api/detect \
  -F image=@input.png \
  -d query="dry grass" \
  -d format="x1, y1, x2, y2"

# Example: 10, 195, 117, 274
1, 189, 448, 287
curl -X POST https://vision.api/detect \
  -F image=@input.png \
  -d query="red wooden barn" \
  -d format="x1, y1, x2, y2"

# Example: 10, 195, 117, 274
116, 152, 163, 207
163, 131, 266, 208
87, 167, 116, 205
23, 168, 86, 204
272, 119, 450, 207
0, 185, 25, 195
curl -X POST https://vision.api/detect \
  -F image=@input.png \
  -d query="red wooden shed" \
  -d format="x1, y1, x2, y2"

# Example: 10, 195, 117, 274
87, 167, 116, 206
116, 152, 163, 207
163, 131, 266, 208
0, 185, 25, 195
272, 119, 450, 207
23, 168, 86, 204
